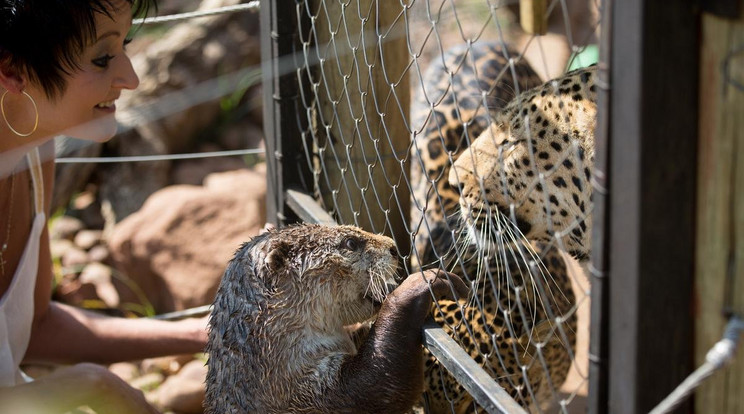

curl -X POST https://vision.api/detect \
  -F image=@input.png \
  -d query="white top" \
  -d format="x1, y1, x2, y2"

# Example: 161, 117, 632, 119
0, 147, 45, 386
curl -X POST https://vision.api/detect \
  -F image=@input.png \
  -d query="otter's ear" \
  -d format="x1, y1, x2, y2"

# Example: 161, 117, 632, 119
265, 240, 290, 273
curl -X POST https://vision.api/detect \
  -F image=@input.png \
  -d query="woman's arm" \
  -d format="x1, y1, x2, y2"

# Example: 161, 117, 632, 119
26, 147, 207, 365
26, 301, 207, 364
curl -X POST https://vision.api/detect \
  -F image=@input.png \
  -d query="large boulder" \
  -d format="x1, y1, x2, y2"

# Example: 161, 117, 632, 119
148, 359, 208, 414
108, 167, 266, 312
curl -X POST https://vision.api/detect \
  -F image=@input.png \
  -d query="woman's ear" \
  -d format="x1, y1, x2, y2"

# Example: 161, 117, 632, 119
0, 58, 26, 93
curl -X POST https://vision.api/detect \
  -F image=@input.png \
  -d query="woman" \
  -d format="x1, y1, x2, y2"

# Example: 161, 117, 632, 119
0, 1, 207, 412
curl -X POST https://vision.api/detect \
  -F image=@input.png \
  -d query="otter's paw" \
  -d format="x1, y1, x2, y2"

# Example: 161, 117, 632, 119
388, 269, 469, 318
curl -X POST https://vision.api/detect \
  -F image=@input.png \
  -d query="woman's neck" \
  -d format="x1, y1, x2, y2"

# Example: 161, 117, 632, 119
0, 137, 52, 179
0, 107, 56, 178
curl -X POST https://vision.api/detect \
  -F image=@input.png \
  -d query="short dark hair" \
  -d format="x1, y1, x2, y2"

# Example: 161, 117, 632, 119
0, 0, 157, 100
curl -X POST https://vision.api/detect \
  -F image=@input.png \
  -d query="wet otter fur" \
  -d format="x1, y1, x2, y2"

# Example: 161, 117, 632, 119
204, 224, 468, 414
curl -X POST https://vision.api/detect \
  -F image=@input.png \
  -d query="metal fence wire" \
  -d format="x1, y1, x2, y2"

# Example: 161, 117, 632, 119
261, 0, 601, 413
43, 1, 742, 412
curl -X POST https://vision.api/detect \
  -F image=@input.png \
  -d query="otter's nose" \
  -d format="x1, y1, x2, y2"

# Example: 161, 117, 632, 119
389, 247, 399, 259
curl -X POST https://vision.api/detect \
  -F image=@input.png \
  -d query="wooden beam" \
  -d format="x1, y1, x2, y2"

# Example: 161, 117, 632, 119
260, 1, 314, 226
606, 1, 698, 412
309, 0, 411, 254
519, 0, 548, 35
588, 0, 612, 411
285, 189, 338, 226
695, 2, 744, 412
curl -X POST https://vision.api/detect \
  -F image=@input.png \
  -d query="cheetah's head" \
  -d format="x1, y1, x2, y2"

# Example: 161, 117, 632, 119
448, 67, 598, 261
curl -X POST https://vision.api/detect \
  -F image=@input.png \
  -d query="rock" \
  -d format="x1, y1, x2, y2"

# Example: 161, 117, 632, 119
150, 359, 207, 414
50, 216, 84, 241
178, 357, 208, 380
108, 167, 266, 312
130, 372, 165, 392
61, 247, 89, 270
96, 132, 171, 224
52, 137, 102, 214
122, 0, 261, 154
217, 119, 264, 151
170, 157, 248, 186
203, 163, 264, 189
109, 362, 141, 383
71, 191, 96, 210
74, 230, 103, 251
87, 245, 110, 263
79, 263, 119, 308
141, 354, 195, 376
72, 195, 106, 230
50, 239, 74, 260
157, 0, 201, 15
95, 0, 262, 223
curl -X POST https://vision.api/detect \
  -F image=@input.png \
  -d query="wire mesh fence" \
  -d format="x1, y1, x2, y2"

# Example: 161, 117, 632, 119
36, 0, 742, 412
262, 0, 601, 412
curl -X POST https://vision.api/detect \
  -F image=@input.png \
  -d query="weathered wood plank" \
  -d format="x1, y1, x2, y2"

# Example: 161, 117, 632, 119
260, 1, 314, 226
606, 1, 698, 412
696, 3, 744, 411
519, 0, 548, 35
309, 0, 410, 254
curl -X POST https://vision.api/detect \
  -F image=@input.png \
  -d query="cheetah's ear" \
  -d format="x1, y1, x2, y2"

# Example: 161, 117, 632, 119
265, 240, 290, 273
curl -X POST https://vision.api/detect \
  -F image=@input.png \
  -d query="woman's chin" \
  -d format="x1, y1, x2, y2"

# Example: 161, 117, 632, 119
63, 121, 118, 143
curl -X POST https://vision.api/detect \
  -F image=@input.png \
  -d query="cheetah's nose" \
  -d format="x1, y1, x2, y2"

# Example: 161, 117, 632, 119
448, 165, 467, 193
452, 180, 464, 194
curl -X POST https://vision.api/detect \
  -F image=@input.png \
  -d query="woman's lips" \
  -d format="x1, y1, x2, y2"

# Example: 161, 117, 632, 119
95, 100, 116, 112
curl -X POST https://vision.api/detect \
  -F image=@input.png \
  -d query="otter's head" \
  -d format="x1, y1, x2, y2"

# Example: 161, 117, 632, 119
253, 224, 399, 327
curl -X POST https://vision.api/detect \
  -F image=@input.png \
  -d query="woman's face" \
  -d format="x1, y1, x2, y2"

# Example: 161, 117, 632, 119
28, 1, 139, 142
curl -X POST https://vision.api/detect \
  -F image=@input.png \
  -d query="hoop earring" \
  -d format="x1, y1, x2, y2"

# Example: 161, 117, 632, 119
1, 90, 39, 137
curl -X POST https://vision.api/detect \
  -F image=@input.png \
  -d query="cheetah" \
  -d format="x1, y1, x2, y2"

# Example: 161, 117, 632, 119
424, 240, 577, 413
449, 65, 597, 262
409, 42, 543, 270
409, 42, 584, 413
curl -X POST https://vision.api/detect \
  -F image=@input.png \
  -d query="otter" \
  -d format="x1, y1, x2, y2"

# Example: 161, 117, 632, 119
204, 224, 468, 414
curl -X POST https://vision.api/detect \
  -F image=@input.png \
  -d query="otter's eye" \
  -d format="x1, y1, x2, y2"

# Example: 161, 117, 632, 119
343, 237, 359, 251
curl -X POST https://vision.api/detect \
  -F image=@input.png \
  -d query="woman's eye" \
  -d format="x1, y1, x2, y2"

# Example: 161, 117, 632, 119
92, 54, 115, 68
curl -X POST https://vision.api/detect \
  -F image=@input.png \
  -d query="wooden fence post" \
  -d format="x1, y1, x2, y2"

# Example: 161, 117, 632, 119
309, 0, 411, 252
600, 1, 699, 412
260, 1, 314, 226
696, 1, 744, 412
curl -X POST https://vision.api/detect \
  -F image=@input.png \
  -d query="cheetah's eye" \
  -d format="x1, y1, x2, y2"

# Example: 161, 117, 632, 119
343, 237, 359, 251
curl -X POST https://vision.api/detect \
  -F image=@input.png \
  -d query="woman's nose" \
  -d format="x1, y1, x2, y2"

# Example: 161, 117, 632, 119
114, 55, 140, 90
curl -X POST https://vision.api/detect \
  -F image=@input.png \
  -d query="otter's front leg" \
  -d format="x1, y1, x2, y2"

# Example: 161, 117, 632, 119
345, 320, 374, 349
316, 269, 469, 414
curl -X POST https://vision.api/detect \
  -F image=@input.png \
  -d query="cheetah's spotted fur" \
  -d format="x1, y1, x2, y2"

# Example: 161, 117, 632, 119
410, 43, 596, 412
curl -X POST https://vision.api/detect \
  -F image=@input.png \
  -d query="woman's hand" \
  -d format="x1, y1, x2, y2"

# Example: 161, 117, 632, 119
0, 363, 160, 414
77, 363, 161, 414
176, 314, 210, 345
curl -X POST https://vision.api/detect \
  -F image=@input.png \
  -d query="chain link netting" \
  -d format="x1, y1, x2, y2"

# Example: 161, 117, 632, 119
270, 0, 601, 412
39, 0, 741, 411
